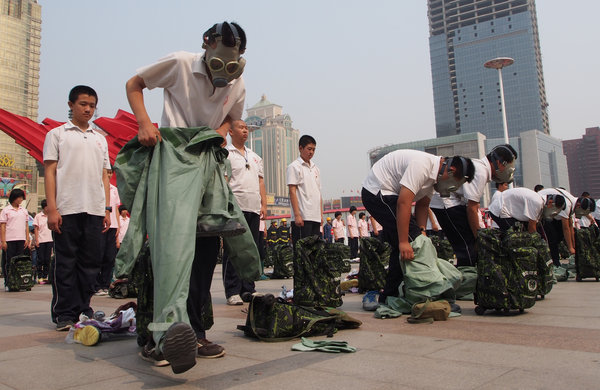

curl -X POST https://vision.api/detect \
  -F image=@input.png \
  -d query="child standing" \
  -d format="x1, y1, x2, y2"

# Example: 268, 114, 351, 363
33, 199, 53, 283
0, 188, 30, 290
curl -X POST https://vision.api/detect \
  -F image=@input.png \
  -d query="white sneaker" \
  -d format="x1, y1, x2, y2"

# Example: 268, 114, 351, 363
227, 295, 243, 306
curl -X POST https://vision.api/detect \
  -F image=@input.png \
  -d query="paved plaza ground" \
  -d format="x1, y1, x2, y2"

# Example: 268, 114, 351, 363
1, 264, 599, 390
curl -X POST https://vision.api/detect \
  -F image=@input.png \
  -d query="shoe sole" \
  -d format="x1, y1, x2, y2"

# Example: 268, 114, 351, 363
139, 352, 170, 367
56, 324, 72, 331
162, 322, 197, 374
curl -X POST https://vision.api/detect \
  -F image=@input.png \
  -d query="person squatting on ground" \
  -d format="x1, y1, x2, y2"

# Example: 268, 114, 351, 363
121, 21, 259, 374
429, 144, 517, 267
332, 211, 345, 243
43, 85, 111, 331
96, 168, 120, 296
361, 149, 475, 303
488, 187, 565, 233
538, 188, 595, 266
0, 188, 30, 290
346, 206, 359, 258
222, 120, 266, 305
33, 199, 53, 283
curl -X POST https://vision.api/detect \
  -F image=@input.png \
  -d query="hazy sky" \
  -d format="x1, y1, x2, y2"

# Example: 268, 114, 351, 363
37, 1, 599, 199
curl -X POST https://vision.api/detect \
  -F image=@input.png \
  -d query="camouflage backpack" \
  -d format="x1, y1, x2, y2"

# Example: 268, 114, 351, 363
237, 293, 361, 341
357, 237, 390, 293
131, 242, 153, 347
270, 243, 294, 279
108, 278, 138, 299
6, 255, 34, 291
574, 226, 600, 281
429, 235, 454, 261
293, 236, 343, 308
321, 242, 351, 273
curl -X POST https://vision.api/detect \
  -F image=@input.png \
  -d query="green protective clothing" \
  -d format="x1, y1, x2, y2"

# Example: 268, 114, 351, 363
113, 127, 261, 347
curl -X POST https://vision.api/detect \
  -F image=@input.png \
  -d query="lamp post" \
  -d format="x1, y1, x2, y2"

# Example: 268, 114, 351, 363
484, 57, 514, 145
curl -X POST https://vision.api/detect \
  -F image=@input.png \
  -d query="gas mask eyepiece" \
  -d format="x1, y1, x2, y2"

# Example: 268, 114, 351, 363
203, 23, 246, 88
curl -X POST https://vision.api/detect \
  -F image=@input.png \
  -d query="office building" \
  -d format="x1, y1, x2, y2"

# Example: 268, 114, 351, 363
0, 0, 42, 210
245, 95, 299, 215
563, 127, 600, 198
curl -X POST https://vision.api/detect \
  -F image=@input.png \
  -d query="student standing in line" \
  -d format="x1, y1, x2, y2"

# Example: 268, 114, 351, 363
0, 188, 30, 290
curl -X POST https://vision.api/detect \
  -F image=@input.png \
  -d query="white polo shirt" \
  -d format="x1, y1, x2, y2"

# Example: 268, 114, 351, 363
137, 51, 245, 128
538, 188, 577, 220
362, 150, 441, 201
33, 211, 53, 243
0, 204, 29, 241
488, 187, 544, 222
109, 184, 120, 228
430, 157, 491, 209
358, 219, 369, 237
43, 121, 110, 217
591, 199, 600, 220
287, 157, 322, 223
226, 145, 263, 215
346, 214, 358, 237
332, 218, 345, 238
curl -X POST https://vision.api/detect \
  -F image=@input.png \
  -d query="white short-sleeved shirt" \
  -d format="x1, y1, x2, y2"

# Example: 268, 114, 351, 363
287, 157, 322, 223
362, 150, 441, 201
118, 215, 130, 243
137, 51, 245, 128
488, 187, 544, 222
33, 211, 52, 243
591, 199, 600, 221
346, 214, 358, 237
109, 184, 120, 228
430, 158, 491, 209
226, 145, 263, 214
0, 204, 28, 241
358, 219, 369, 237
538, 188, 577, 220
43, 121, 110, 216
332, 218, 345, 238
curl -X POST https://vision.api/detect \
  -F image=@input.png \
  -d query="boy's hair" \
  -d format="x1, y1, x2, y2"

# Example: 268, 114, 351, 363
349, 206, 357, 213
334, 211, 342, 217
449, 156, 476, 183
534, 184, 544, 192
581, 191, 590, 198
487, 144, 518, 165
41, 199, 47, 209
203, 22, 247, 52
359, 212, 365, 218
299, 135, 316, 148
577, 197, 596, 212
69, 85, 98, 104
495, 182, 507, 190
118, 205, 128, 213
9, 188, 25, 204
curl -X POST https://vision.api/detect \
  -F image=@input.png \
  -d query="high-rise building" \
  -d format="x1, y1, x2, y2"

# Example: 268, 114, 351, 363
245, 95, 299, 215
0, 0, 42, 210
563, 127, 600, 199
428, 0, 549, 139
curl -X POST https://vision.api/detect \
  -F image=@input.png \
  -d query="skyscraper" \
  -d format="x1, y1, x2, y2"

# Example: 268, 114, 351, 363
245, 95, 299, 215
428, 0, 549, 140
0, 0, 42, 210
563, 127, 600, 199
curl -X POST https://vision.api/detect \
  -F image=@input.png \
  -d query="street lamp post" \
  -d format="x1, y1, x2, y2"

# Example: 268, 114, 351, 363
484, 57, 514, 145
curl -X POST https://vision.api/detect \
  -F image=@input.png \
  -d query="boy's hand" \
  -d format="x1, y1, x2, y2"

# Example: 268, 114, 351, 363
138, 122, 162, 147
47, 209, 62, 234
102, 213, 111, 233
1, 241, 6, 250
400, 241, 414, 261
294, 216, 304, 227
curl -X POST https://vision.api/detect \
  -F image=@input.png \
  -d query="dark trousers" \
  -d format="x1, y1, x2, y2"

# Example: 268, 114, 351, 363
489, 213, 522, 232
335, 238, 345, 244
432, 205, 478, 267
348, 237, 359, 258
51, 213, 103, 323
37, 242, 53, 279
222, 211, 258, 299
542, 219, 564, 266
187, 236, 219, 340
361, 188, 421, 301
2, 240, 25, 286
291, 221, 321, 247
97, 228, 117, 290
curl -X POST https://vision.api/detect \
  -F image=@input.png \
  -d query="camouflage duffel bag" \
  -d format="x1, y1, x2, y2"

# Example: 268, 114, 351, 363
358, 237, 390, 293
271, 243, 294, 279
237, 293, 361, 342
108, 278, 138, 299
131, 242, 153, 347
321, 242, 351, 273
575, 226, 600, 281
429, 235, 454, 261
6, 255, 34, 292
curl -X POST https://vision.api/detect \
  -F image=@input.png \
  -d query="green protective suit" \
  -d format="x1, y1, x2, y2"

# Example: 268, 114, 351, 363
113, 127, 261, 347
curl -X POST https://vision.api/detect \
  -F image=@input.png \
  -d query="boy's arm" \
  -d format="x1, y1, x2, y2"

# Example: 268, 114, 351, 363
259, 176, 267, 219
415, 197, 431, 235
561, 217, 575, 254
288, 184, 303, 227
126, 75, 162, 146
466, 200, 482, 237
24, 219, 30, 248
34, 226, 40, 247
527, 219, 537, 233
102, 169, 111, 233
397, 186, 416, 260
44, 160, 62, 234
1, 223, 6, 250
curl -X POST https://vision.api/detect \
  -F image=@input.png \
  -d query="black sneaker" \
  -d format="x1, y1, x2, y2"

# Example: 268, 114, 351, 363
140, 341, 170, 367
56, 320, 74, 331
162, 322, 197, 374
197, 338, 225, 358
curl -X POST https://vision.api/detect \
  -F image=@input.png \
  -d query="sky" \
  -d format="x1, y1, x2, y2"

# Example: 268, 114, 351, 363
36, 1, 599, 199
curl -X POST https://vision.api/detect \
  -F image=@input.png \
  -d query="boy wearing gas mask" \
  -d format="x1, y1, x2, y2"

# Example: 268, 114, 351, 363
538, 188, 595, 266
124, 22, 249, 373
429, 144, 518, 267
361, 149, 475, 303
487, 187, 565, 233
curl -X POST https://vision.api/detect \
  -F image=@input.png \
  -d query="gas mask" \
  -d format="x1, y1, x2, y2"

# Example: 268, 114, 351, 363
542, 194, 565, 220
203, 23, 246, 88
434, 157, 469, 197
488, 145, 517, 183
574, 197, 595, 218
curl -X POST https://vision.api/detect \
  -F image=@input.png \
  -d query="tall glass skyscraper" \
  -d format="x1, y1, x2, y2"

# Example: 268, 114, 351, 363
428, 0, 549, 140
